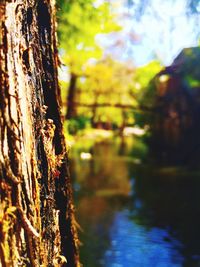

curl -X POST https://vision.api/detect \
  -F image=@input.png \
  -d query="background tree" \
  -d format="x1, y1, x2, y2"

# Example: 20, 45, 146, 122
0, 0, 79, 266
57, 0, 120, 119
78, 58, 136, 128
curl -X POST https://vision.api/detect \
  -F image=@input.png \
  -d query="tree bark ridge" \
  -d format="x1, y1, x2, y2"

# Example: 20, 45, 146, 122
0, 0, 79, 266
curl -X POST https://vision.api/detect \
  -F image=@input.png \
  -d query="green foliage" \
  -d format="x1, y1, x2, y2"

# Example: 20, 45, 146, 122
130, 61, 162, 127
77, 57, 136, 126
130, 60, 162, 102
185, 75, 200, 87
57, 2, 163, 131
57, 0, 120, 73
67, 116, 91, 134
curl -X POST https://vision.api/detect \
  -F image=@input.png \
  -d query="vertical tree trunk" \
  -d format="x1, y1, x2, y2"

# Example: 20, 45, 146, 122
0, 0, 79, 266
119, 109, 127, 137
66, 73, 77, 120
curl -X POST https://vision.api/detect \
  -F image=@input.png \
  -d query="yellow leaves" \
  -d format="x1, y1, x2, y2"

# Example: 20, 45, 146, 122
66, 3, 83, 28
82, 57, 135, 99
85, 62, 113, 91
58, 0, 120, 71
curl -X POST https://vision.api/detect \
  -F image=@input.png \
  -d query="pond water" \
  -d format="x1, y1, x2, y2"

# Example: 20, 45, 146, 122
69, 136, 200, 267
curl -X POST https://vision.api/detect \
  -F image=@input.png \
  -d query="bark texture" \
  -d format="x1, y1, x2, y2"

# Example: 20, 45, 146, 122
0, 0, 79, 266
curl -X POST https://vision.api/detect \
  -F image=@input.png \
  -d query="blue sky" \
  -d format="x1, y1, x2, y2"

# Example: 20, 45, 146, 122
96, 0, 200, 66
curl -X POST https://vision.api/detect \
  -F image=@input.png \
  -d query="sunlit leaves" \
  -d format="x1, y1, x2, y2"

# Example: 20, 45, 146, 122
57, 0, 120, 73
130, 61, 162, 100
75, 57, 137, 125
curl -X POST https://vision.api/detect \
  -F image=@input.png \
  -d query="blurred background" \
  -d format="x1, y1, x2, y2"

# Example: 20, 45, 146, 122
56, 1, 200, 266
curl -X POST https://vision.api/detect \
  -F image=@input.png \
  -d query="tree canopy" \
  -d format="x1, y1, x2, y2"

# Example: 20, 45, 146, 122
57, 0, 120, 74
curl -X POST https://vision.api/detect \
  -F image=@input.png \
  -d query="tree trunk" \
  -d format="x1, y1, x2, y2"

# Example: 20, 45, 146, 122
91, 94, 100, 127
66, 73, 77, 120
0, 0, 79, 266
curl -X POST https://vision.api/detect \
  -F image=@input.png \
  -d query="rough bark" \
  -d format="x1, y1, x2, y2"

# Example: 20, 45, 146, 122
0, 0, 79, 266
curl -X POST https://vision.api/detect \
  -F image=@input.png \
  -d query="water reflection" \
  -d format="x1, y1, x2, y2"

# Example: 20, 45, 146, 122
69, 137, 200, 267
104, 210, 183, 267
